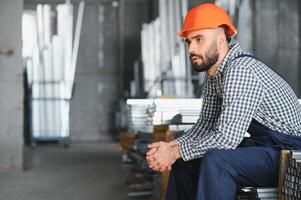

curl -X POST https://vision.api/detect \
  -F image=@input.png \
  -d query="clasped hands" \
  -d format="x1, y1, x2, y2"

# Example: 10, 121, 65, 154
146, 141, 181, 172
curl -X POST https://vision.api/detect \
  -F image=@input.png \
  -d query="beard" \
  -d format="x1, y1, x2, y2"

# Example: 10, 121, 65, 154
190, 43, 219, 72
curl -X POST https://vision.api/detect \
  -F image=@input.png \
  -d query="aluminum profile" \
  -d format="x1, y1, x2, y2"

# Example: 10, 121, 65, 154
282, 150, 301, 200
236, 187, 278, 200
148, 99, 203, 125
126, 99, 154, 133
27, 1, 85, 141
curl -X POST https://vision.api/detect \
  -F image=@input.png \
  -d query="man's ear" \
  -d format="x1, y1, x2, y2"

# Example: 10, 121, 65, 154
217, 31, 226, 48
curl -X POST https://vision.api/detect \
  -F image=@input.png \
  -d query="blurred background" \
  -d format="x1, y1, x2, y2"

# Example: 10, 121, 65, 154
0, 0, 300, 199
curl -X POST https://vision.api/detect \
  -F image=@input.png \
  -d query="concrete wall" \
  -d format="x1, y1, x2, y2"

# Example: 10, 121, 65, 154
189, 0, 214, 9
276, 0, 300, 97
239, 0, 301, 98
254, 0, 300, 97
0, 0, 23, 170
71, 0, 156, 140
237, 0, 254, 53
236, 0, 300, 97
70, 3, 119, 141
119, 0, 150, 96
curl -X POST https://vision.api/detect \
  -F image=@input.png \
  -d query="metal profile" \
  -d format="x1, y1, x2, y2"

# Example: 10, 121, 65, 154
23, 1, 85, 144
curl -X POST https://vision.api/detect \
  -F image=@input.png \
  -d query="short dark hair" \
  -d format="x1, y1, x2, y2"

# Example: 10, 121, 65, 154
225, 30, 231, 43
220, 25, 231, 43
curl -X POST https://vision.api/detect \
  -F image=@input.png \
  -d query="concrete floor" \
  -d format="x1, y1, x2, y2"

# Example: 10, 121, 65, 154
0, 142, 143, 200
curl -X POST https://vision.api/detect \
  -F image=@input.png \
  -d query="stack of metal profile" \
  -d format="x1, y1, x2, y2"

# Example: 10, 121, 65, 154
236, 187, 278, 200
126, 99, 154, 133
125, 99, 156, 198
282, 150, 301, 200
148, 99, 203, 125
24, 1, 85, 143
141, 0, 192, 98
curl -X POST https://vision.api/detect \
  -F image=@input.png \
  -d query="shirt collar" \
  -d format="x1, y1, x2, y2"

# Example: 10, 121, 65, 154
206, 43, 244, 81
217, 43, 244, 75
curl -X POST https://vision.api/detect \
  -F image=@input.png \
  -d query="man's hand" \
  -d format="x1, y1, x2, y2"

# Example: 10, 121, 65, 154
146, 141, 181, 172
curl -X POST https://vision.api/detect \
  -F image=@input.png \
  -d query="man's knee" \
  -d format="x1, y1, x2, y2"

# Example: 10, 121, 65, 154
202, 149, 229, 169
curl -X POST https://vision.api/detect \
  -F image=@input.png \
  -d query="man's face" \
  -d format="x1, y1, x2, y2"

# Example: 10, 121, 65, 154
185, 29, 220, 72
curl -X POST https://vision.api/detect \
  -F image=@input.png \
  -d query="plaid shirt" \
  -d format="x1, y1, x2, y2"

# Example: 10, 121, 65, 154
177, 43, 301, 161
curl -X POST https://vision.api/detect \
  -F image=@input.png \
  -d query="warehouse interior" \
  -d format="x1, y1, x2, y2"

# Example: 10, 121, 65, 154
0, 0, 300, 199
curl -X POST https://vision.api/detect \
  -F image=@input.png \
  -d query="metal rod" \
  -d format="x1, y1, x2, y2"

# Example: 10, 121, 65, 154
69, 0, 85, 98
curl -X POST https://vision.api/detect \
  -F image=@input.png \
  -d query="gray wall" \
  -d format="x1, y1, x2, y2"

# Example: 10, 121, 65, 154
189, 0, 214, 9
255, 0, 300, 97
119, 0, 152, 96
70, 2, 119, 141
70, 0, 154, 140
0, 0, 23, 169
239, 0, 301, 97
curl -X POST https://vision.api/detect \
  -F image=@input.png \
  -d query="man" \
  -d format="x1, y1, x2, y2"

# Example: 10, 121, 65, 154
146, 3, 301, 200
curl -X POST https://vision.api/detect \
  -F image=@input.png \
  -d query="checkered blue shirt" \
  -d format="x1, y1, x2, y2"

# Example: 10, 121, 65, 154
177, 43, 301, 161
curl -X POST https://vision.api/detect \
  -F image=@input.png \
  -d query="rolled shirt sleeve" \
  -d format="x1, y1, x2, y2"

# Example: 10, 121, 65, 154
176, 74, 221, 145
178, 65, 264, 161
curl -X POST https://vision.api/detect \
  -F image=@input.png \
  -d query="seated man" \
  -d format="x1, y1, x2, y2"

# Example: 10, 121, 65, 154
146, 3, 301, 200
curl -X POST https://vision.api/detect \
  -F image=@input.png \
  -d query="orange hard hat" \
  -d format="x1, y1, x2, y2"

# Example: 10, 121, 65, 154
178, 3, 237, 38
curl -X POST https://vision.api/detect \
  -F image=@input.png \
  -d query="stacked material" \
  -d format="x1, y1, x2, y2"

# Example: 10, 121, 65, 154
148, 99, 203, 125
25, 2, 84, 143
126, 99, 154, 133
283, 150, 301, 200
236, 187, 278, 200
124, 99, 154, 197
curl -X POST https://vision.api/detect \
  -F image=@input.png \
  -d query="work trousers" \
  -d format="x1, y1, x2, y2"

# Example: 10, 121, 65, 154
166, 119, 301, 200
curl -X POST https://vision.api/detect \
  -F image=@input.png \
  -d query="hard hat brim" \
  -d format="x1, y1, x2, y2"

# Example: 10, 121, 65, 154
178, 24, 237, 38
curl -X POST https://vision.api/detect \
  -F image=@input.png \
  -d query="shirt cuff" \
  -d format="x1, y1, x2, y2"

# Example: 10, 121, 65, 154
177, 139, 195, 161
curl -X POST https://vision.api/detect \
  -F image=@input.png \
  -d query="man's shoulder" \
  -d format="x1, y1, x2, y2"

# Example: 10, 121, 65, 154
224, 53, 266, 76
225, 58, 255, 76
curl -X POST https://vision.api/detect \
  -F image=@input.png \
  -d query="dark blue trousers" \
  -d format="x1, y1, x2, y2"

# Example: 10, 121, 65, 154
166, 119, 301, 200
